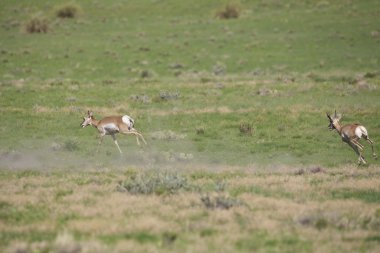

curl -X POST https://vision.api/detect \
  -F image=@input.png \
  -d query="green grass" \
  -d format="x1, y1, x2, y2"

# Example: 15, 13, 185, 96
236, 231, 312, 253
0, 202, 49, 225
1, 0, 380, 80
0, 79, 379, 166
99, 232, 160, 245
0, 231, 57, 247
331, 189, 380, 203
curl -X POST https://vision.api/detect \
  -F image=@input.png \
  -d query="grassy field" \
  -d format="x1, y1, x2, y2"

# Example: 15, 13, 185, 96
0, 0, 380, 252
0, 167, 379, 253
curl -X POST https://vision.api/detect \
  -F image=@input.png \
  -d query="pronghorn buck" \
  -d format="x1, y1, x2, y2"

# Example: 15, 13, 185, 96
81, 111, 147, 153
326, 110, 377, 165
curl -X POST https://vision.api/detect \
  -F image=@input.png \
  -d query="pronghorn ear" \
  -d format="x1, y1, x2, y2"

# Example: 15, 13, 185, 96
87, 110, 93, 117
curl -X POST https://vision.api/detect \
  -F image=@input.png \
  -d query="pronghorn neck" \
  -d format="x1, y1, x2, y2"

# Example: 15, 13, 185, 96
333, 121, 342, 134
90, 118, 100, 128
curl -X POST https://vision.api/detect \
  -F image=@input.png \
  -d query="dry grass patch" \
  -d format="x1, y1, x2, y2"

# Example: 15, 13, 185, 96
1, 166, 380, 252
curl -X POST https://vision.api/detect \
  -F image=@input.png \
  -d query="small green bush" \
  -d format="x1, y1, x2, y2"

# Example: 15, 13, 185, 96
55, 3, 81, 18
24, 16, 49, 33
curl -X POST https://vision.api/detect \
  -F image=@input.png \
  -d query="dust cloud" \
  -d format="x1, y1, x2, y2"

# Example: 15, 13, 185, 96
0, 137, 305, 173
0, 138, 219, 172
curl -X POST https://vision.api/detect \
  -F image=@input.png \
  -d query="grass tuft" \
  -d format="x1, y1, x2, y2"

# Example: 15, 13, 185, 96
239, 122, 253, 136
216, 3, 241, 19
63, 139, 80, 152
24, 15, 49, 33
156, 91, 181, 101
201, 194, 243, 210
55, 3, 81, 19
195, 127, 205, 135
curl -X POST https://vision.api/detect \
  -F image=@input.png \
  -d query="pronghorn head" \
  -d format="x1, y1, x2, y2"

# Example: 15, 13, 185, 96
81, 110, 94, 128
326, 110, 341, 130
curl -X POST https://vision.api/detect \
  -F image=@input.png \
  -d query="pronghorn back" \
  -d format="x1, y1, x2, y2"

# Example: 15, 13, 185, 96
97, 115, 135, 133
340, 124, 367, 139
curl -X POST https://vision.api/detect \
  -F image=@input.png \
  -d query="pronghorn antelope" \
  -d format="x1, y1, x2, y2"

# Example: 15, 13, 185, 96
81, 111, 147, 153
326, 110, 377, 164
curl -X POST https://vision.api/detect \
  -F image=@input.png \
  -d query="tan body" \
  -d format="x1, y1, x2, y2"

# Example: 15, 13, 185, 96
327, 111, 376, 165
81, 111, 147, 153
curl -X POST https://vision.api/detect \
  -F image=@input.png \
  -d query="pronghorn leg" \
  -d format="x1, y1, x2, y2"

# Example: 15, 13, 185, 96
111, 134, 123, 154
120, 127, 147, 146
131, 129, 147, 145
120, 130, 139, 145
97, 135, 104, 153
364, 136, 377, 159
349, 142, 366, 165
351, 139, 364, 151
122, 131, 146, 146
135, 133, 141, 146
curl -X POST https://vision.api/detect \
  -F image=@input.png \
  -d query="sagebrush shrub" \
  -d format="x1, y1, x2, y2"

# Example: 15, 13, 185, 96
118, 170, 190, 195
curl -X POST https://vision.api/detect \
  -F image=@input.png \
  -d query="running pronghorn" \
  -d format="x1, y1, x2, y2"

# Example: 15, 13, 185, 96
81, 110, 147, 153
326, 110, 377, 165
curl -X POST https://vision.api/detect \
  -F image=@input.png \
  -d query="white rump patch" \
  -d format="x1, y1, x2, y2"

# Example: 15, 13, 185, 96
355, 126, 368, 138
122, 115, 135, 128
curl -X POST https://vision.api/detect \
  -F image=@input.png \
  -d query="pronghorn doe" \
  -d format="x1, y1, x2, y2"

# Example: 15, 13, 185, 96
326, 111, 377, 164
81, 111, 147, 153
